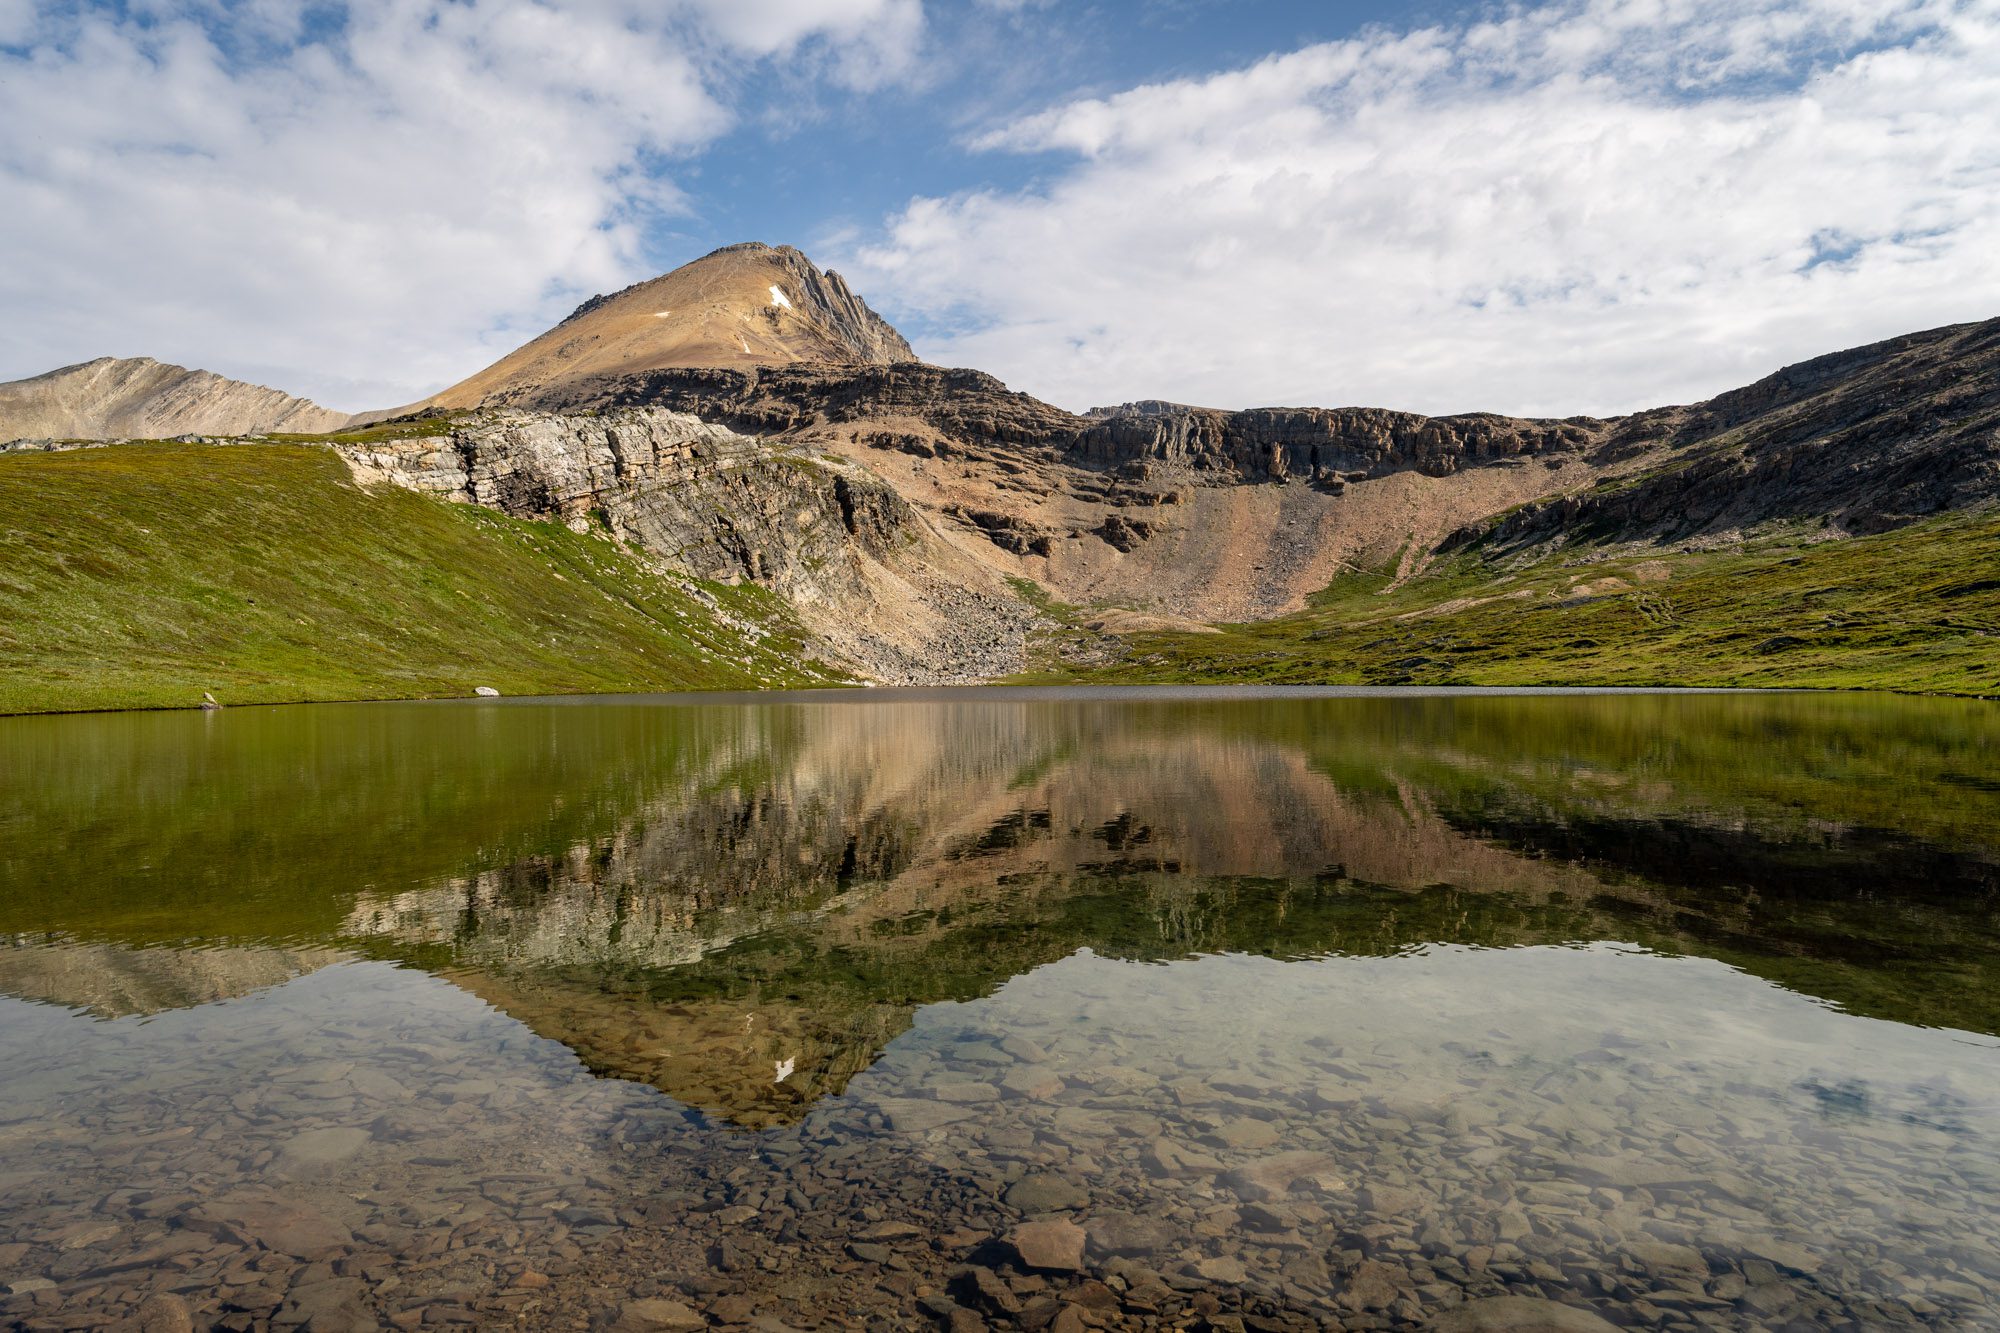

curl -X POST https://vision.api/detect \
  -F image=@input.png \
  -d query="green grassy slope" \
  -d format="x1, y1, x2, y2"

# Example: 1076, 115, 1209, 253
1019, 509, 2000, 695
0, 441, 843, 714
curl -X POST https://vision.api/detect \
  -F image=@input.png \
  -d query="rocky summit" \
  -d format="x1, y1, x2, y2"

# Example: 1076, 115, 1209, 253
386, 242, 916, 417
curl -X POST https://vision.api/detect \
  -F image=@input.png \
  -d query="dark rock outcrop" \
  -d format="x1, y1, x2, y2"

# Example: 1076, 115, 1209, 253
1071, 405, 1596, 487
494, 362, 1084, 454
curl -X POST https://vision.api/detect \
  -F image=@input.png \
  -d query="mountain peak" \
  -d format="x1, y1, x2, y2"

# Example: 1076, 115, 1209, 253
418, 243, 915, 412
0, 356, 346, 443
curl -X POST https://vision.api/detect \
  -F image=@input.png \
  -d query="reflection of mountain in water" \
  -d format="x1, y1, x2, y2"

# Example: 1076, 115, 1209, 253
3, 692, 1996, 1126
343, 721, 1628, 1124
342, 701, 1998, 1126
0, 938, 345, 1019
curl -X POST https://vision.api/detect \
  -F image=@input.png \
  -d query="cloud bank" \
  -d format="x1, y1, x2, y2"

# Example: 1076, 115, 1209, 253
849, 0, 2000, 416
0, 0, 924, 409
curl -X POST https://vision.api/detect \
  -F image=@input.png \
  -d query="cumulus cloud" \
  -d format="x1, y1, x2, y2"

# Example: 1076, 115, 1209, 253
0, 0, 925, 409
685, 0, 925, 89
847, 0, 2000, 417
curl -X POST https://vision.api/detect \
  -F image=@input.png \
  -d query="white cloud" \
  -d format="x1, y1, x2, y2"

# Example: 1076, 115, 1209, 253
0, 0, 38, 45
0, 0, 926, 409
848, 0, 2000, 417
683, 0, 925, 89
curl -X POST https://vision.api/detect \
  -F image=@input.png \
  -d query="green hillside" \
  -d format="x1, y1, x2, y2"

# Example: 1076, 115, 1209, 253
0, 440, 842, 715
4, 436, 1994, 716
1021, 508, 2000, 696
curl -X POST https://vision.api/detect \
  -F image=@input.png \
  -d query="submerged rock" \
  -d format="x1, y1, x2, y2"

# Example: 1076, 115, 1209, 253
1008, 1219, 1087, 1272
1429, 1295, 1621, 1331
604, 1297, 706, 1332
1224, 1150, 1343, 1202
1004, 1174, 1089, 1213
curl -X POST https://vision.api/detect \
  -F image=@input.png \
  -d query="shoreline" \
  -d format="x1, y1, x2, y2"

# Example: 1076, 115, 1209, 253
3, 677, 1992, 722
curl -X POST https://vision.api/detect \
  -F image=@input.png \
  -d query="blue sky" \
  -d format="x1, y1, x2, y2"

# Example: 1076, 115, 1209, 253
1, 0, 1995, 415
673, 2, 1449, 265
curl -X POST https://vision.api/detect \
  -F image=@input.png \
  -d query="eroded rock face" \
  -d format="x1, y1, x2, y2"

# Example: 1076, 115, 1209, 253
339, 407, 1039, 684
502, 365, 1600, 491
501, 315, 2000, 557
496, 362, 1085, 454
341, 408, 909, 595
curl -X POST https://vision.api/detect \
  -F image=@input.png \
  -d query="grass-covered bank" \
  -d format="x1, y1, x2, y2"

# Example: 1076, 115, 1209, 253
1018, 509, 2000, 696
0, 441, 843, 715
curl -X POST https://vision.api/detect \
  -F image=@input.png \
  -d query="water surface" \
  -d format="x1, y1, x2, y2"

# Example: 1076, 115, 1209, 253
1, 689, 1996, 1330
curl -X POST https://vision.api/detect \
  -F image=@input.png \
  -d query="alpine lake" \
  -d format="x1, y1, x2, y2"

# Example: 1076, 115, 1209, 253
1, 688, 1996, 1332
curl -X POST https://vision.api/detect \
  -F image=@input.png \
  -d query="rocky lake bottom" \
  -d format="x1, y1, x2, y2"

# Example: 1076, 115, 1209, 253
0, 688, 1995, 1331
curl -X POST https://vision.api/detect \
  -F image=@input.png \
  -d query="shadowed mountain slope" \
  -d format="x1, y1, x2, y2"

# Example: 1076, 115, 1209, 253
1463, 316, 2000, 551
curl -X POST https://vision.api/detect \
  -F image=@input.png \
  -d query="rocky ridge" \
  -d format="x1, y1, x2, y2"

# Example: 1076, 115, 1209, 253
484, 310, 2000, 637
479, 360, 1608, 624
311, 309, 2000, 677
0, 357, 347, 443
1465, 316, 2000, 552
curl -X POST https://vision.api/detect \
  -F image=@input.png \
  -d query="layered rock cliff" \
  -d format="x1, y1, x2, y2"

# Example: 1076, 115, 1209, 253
496, 364, 1602, 488
338, 408, 1038, 683
0, 356, 348, 443
476, 363, 1605, 621
1071, 404, 1598, 487
491, 361, 1085, 454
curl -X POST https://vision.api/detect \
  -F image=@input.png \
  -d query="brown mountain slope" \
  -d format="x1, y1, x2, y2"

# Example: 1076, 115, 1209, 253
0, 357, 348, 443
400, 243, 914, 415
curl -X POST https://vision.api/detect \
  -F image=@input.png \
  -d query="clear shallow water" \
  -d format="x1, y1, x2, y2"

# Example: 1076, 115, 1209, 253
0, 688, 1997, 1330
